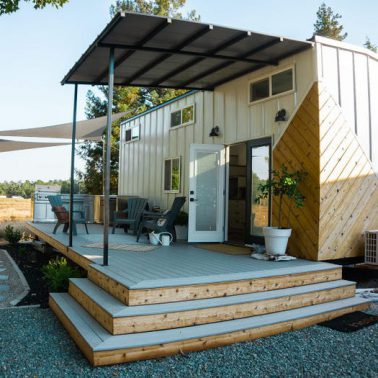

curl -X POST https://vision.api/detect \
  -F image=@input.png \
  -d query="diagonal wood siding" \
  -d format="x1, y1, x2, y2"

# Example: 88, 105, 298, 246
273, 83, 320, 260
318, 82, 378, 260
273, 81, 378, 260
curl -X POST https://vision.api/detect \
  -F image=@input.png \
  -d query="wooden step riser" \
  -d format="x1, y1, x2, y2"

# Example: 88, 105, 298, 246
49, 295, 369, 367
69, 282, 356, 335
88, 266, 342, 306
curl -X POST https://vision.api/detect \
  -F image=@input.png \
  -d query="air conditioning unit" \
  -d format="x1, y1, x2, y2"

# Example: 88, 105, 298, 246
365, 230, 378, 265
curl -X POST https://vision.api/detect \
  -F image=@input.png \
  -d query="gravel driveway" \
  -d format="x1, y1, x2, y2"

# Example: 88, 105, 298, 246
1, 306, 377, 378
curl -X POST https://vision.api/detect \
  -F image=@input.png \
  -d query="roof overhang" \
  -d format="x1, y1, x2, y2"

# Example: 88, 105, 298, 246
62, 12, 313, 90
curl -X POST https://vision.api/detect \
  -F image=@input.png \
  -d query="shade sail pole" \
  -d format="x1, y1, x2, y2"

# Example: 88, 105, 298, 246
103, 47, 115, 266
69, 83, 78, 248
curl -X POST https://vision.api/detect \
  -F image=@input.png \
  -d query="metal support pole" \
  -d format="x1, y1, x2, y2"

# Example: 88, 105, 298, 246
103, 48, 115, 266
69, 84, 78, 247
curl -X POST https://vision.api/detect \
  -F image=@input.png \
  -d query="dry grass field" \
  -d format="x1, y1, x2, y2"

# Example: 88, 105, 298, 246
0, 198, 32, 222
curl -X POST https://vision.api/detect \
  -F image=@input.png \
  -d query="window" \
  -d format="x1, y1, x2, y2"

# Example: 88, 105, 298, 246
249, 67, 294, 103
170, 105, 195, 128
164, 157, 181, 192
171, 110, 181, 128
272, 69, 293, 96
125, 123, 140, 142
250, 78, 269, 102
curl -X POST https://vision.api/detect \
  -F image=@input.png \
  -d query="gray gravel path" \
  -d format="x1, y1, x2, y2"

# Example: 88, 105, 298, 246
0, 249, 29, 307
0, 307, 377, 378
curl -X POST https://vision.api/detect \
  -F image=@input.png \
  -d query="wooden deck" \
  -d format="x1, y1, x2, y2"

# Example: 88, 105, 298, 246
26, 221, 370, 366
27, 222, 340, 288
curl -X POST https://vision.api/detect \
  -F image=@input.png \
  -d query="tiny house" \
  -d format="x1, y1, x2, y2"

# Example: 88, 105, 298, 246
119, 35, 378, 261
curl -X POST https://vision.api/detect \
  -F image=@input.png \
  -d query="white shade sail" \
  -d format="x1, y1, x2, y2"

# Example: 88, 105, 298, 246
0, 139, 70, 153
0, 112, 129, 141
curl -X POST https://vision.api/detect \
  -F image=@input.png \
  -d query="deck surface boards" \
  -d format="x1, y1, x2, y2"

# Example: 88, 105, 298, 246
28, 223, 339, 289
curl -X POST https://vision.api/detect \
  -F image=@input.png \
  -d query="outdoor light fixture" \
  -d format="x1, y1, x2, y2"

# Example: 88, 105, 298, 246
275, 109, 287, 122
209, 126, 220, 137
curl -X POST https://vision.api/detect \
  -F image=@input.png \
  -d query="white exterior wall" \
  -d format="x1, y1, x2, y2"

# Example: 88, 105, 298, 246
119, 48, 316, 210
316, 36, 378, 174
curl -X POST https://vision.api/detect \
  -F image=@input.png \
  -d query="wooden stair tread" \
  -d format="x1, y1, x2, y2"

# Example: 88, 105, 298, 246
70, 278, 355, 318
50, 293, 370, 352
90, 260, 341, 289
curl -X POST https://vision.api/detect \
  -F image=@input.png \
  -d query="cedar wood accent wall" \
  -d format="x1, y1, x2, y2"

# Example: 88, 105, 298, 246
273, 81, 378, 260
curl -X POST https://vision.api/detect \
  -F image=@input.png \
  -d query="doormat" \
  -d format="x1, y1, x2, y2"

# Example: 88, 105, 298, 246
82, 243, 159, 252
196, 243, 251, 255
319, 311, 378, 333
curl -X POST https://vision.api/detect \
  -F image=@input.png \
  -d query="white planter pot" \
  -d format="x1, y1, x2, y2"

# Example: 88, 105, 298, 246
263, 227, 292, 256
175, 225, 188, 241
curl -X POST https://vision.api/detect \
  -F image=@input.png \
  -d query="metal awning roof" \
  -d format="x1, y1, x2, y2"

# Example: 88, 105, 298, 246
62, 12, 313, 90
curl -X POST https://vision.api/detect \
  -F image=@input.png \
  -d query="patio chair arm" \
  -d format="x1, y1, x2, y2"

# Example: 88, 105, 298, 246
141, 211, 166, 219
114, 210, 129, 218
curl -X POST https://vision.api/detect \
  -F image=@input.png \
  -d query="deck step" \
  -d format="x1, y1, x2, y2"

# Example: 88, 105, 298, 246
50, 293, 370, 366
69, 278, 356, 334
87, 263, 343, 305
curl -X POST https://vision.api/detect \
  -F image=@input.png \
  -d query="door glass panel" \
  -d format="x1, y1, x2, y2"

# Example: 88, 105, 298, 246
195, 151, 218, 231
250, 146, 269, 236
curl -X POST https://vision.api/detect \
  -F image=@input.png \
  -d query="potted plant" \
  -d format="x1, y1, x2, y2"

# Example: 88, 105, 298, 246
256, 164, 307, 255
175, 211, 188, 240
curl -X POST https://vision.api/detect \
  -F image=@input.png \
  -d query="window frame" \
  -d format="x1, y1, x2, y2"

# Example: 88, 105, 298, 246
124, 122, 140, 143
248, 66, 295, 105
163, 156, 182, 193
170, 104, 195, 130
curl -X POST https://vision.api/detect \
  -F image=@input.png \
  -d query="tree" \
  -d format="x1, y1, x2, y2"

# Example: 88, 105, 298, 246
364, 37, 377, 53
313, 2, 347, 41
79, 0, 199, 194
0, 0, 69, 15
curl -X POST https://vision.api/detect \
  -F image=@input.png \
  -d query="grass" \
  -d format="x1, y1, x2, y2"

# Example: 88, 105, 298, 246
0, 198, 31, 222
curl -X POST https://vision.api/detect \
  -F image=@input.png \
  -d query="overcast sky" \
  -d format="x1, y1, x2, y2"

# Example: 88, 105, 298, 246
0, 0, 377, 181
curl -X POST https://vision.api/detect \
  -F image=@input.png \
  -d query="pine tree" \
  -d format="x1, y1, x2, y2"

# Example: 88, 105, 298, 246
0, 0, 69, 15
364, 37, 377, 53
313, 2, 347, 41
79, 0, 200, 194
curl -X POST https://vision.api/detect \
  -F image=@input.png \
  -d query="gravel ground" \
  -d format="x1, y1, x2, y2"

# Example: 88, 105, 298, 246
0, 306, 377, 378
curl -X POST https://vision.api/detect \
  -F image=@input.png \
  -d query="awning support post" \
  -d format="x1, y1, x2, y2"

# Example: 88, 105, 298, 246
69, 83, 78, 248
103, 47, 115, 266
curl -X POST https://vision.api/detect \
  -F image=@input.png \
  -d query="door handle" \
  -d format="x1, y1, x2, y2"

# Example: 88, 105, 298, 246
190, 198, 197, 202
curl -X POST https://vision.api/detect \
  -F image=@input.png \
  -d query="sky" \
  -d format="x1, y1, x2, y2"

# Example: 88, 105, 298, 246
0, 0, 377, 182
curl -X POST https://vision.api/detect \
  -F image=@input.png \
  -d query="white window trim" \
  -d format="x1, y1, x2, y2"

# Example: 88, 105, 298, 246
163, 156, 182, 194
124, 123, 140, 143
248, 66, 296, 105
170, 104, 195, 130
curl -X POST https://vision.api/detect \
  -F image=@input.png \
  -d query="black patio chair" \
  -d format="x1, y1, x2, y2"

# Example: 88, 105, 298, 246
136, 196, 186, 242
112, 197, 148, 235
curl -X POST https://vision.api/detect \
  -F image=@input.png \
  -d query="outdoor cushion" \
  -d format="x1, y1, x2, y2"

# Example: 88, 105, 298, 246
52, 206, 69, 222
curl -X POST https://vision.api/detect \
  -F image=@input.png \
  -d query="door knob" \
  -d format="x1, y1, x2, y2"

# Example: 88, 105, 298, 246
190, 198, 197, 202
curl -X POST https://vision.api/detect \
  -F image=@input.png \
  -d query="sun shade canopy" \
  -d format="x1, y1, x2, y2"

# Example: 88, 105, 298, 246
0, 112, 129, 141
0, 139, 69, 153
62, 12, 313, 90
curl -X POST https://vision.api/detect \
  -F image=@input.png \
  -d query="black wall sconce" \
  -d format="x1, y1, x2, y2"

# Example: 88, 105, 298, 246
209, 126, 220, 137
275, 109, 287, 122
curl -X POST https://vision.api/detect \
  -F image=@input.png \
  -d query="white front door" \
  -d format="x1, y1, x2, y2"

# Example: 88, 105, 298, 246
188, 144, 226, 242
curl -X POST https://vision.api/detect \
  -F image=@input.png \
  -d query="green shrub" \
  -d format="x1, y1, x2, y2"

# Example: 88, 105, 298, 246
42, 257, 82, 292
3, 225, 22, 244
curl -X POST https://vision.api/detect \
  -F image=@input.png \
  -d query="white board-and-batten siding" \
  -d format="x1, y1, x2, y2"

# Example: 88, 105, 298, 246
316, 36, 378, 174
118, 49, 316, 211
